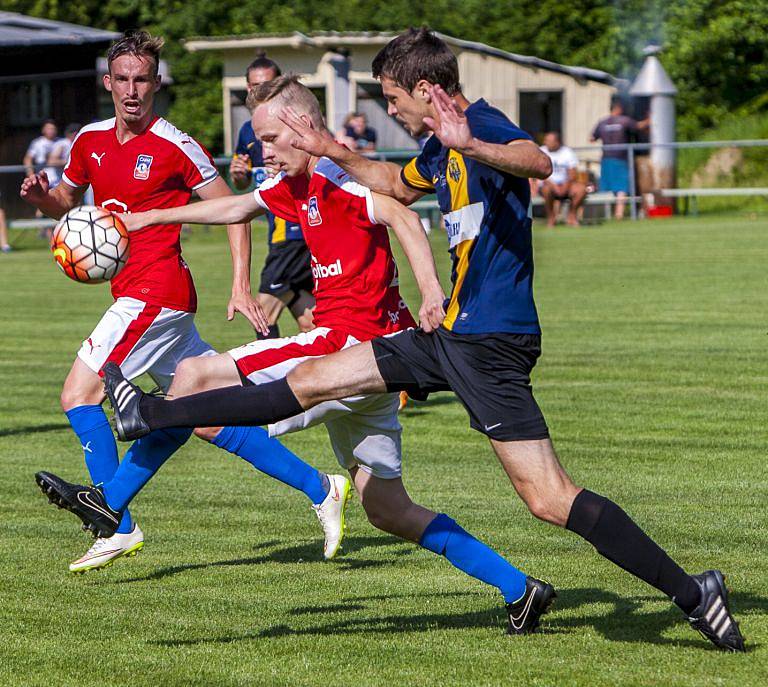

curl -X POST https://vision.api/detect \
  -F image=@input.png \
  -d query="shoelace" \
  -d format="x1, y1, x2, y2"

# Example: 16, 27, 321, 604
85, 537, 112, 555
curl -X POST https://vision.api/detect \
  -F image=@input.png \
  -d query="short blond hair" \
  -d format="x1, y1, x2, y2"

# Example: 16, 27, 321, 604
246, 75, 325, 129
107, 30, 164, 77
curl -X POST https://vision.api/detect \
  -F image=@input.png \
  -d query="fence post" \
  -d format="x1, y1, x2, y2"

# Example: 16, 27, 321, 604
628, 145, 638, 220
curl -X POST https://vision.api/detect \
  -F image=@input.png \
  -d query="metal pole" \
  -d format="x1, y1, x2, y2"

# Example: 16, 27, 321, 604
628, 145, 637, 220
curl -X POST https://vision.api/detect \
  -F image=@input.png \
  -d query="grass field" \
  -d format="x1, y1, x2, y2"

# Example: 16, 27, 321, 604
1, 215, 767, 686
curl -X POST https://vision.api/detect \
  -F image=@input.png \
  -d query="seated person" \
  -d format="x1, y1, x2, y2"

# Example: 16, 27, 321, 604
336, 112, 377, 152
537, 132, 586, 227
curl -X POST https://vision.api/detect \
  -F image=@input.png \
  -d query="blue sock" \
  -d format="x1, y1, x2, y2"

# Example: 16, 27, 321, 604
66, 404, 133, 534
102, 427, 192, 513
213, 425, 329, 505
419, 513, 527, 603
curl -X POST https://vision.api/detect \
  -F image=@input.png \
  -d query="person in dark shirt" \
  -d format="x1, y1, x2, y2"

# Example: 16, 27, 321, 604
230, 54, 314, 338
591, 98, 648, 220
337, 112, 377, 152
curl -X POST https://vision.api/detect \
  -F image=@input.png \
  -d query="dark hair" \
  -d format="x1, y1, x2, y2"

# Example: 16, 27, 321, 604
107, 30, 164, 76
610, 96, 624, 111
246, 52, 282, 79
372, 27, 460, 95
65, 123, 81, 136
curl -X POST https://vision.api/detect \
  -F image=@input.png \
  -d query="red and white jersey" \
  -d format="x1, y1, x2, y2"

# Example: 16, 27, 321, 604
63, 117, 219, 312
254, 158, 416, 341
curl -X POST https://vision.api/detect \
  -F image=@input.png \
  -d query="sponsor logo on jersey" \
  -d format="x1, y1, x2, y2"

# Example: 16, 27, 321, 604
311, 258, 342, 279
133, 154, 154, 180
307, 196, 322, 226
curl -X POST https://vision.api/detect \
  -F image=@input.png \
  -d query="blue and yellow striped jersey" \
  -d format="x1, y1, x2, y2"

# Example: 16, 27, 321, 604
401, 99, 539, 335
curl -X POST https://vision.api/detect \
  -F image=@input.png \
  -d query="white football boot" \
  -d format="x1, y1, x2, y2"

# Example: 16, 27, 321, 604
312, 474, 351, 560
69, 523, 144, 573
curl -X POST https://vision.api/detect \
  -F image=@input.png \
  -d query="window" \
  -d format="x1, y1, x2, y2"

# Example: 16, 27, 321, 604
9, 81, 51, 126
518, 91, 563, 143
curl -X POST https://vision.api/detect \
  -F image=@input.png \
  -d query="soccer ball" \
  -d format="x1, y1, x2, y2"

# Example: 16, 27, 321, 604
51, 206, 129, 283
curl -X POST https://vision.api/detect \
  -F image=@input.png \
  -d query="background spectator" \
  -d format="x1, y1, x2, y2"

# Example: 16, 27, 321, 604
0, 192, 10, 253
591, 98, 649, 220
337, 112, 377, 152
23, 121, 60, 187
47, 123, 81, 185
537, 131, 586, 227
230, 54, 281, 190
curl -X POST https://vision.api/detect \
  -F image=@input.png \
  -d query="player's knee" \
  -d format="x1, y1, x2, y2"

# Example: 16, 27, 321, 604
60, 382, 99, 411
193, 426, 221, 443
171, 357, 207, 396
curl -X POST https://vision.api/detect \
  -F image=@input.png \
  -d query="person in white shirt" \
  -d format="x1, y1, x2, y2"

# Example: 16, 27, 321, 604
47, 123, 81, 186
24, 120, 61, 187
537, 131, 586, 227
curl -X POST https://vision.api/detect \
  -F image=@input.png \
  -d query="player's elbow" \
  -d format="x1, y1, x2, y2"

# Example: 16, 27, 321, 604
532, 153, 553, 180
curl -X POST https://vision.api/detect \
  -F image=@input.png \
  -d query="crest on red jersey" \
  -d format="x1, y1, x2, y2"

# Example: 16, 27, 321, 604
134, 154, 154, 180
307, 196, 322, 226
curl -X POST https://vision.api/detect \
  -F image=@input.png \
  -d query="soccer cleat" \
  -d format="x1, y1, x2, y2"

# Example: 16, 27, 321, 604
687, 570, 746, 652
69, 525, 144, 573
398, 391, 409, 412
312, 474, 351, 560
102, 362, 151, 441
35, 471, 121, 538
505, 577, 557, 635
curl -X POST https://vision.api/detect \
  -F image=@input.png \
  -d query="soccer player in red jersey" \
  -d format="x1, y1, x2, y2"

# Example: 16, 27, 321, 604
21, 32, 344, 573
38, 77, 546, 619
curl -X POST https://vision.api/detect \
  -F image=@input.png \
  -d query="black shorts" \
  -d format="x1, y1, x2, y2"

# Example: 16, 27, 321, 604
372, 328, 549, 441
258, 241, 313, 299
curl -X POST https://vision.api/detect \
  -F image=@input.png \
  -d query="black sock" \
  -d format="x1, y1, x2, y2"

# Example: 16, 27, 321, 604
140, 378, 304, 430
256, 324, 280, 340
566, 489, 701, 614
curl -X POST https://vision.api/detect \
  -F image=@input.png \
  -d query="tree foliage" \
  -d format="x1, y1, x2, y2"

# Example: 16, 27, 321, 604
5, 0, 766, 148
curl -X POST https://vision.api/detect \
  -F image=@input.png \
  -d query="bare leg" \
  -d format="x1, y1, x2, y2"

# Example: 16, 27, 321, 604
289, 290, 315, 333
567, 183, 587, 226
615, 192, 627, 220
0, 208, 10, 250
541, 183, 557, 227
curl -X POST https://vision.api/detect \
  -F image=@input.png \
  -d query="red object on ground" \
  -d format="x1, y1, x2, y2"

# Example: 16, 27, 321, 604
647, 206, 674, 218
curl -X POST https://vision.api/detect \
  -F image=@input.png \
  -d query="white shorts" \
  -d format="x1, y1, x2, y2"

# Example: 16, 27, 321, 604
229, 327, 402, 479
78, 297, 215, 393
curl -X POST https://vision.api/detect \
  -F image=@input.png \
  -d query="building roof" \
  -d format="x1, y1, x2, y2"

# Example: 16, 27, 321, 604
0, 12, 118, 47
185, 30, 618, 86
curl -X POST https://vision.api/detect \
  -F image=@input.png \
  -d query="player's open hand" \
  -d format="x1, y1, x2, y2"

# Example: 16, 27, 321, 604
19, 171, 50, 204
418, 285, 447, 333
279, 106, 331, 158
423, 85, 474, 152
228, 291, 270, 336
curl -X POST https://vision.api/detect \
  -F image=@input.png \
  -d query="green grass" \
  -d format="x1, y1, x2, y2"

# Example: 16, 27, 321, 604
1, 216, 767, 686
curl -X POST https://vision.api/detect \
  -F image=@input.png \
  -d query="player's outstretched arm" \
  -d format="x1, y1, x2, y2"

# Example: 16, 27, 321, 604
371, 192, 446, 332
424, 85, 552, 180
197, 177, 269, 335
19, 172, 83, 219
120, 192, 264, 233
279, 106, 423, 205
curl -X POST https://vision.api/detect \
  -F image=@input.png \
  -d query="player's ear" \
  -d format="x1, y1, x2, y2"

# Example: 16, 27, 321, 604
414, 80, 432, 103
154, 73, 162, 93
103, 73, 112, 92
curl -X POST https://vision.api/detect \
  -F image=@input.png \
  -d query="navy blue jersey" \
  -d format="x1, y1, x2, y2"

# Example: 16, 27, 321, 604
401, 99, 540, 335
235, 121, 304, 244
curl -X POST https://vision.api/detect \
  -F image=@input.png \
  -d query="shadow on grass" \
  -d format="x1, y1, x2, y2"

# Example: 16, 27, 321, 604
152, 587, 766, 652
117, 534, 413, 584
0, 423, 70, 438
